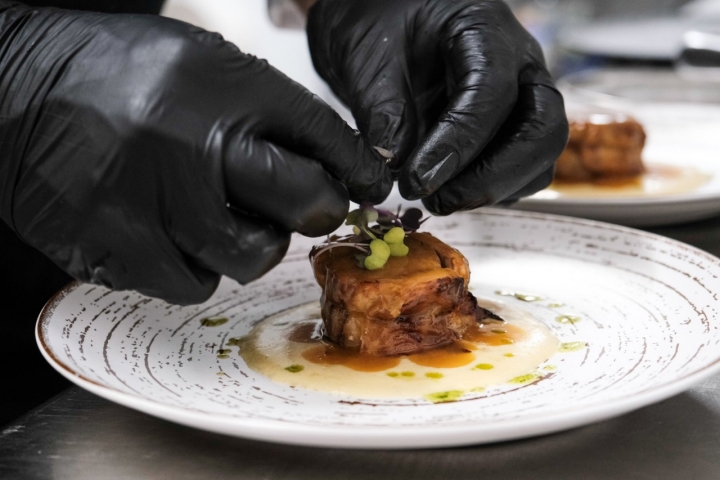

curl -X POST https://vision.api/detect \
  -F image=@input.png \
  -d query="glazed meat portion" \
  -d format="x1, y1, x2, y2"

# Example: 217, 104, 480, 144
311, 233, 500, 356
556, 118, 646, 182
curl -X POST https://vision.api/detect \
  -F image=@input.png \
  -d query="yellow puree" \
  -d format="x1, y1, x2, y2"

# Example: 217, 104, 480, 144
239, 299, 559, 399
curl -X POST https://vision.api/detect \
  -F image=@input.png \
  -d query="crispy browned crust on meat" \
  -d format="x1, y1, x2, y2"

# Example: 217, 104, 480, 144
311, 232, 500, 356
555, 118, 646, 182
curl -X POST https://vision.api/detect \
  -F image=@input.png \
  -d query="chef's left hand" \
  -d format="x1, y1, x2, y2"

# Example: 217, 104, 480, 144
306, 0, 569, 214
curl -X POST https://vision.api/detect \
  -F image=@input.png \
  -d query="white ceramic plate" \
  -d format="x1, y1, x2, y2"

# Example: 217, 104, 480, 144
558, 17, 705, 61
513, 99, 720, 227
37, 209, 720, 449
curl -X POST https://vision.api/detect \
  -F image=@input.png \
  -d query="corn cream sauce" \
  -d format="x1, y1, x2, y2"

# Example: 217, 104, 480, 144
238, 299, 559, 399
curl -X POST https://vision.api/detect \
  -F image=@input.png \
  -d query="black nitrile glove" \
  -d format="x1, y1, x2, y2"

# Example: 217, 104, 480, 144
307, 0, 569, 214
0, 1, 391, 305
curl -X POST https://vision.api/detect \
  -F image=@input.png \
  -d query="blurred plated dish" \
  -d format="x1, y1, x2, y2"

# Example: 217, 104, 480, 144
513, 69, 720, 227
557, 0, 720, 62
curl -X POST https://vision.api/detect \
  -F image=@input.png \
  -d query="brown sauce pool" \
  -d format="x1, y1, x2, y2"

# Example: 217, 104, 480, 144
238, 300, 560, 399
291, 321, 526, 372
407, 344, 476, 368
554, 175, 643, 188
462, 323, 526, 346
301, 344, 401, 372
288, 322, 323, 343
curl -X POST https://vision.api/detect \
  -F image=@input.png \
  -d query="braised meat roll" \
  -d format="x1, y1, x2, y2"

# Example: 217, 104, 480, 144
311, 232, 500, 356
556, 117, 646, 182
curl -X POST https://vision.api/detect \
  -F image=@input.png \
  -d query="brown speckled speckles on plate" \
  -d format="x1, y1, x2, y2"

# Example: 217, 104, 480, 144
36, 209, 720, 449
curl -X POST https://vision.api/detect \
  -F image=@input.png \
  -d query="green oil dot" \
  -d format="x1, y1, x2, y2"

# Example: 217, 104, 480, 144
470, 387, 486, 393
503, 353, 515, 358
425, 372, 443, 379
548, 302, 565, 308
500, 338, 514, 345
495, 290, 543, 301
400, 371, 415, 377
509, 373, 541, 384
543, 365, 558, 371
556, 315, 581, 325
514, 293, 543, 302
216, 372, 226, 376
226, 337, 245, 347
200, 316, 228, 327
217, 354, 229, 359
424, 390, 464, 404
285, 364, 304, 373
386, 372, 399, 378
474, 363, 494, 370
559, 341, 587, 352
491, 329, 507, 334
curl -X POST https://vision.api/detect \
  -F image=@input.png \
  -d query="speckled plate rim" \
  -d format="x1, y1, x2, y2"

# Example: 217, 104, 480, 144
36, 209, 720, 449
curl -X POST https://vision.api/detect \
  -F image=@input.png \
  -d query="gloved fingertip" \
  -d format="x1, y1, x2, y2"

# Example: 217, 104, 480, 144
363, 166, 394, 205
159, 269, 221, 306
397, 182, 423, 201
232, 225, 291, 285
398, 168, 433, 200
177, 273, 222, 306
295, 187, 349, 238
347, 149, 394, 205
363, 101, 416, 170
398, 145, 463, 200
421, 189, 491, 217
421, 192, 458, 216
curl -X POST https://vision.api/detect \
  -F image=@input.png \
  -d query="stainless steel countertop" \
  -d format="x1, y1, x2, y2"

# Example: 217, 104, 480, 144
1, 215, 719, 479
2, 380, 720, 479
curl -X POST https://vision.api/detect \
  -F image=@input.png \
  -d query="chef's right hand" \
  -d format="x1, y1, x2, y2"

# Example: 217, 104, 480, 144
307, 0, 568, 215
0, 1, 392, 305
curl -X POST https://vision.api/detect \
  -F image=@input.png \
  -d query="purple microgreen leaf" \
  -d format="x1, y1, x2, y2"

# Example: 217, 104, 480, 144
375, 207, 397, 219
400, 208, 424, 231
375, 207, 405, 228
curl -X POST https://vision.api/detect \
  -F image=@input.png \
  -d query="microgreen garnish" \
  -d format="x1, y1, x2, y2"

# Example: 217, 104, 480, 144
311, 205, 427, 270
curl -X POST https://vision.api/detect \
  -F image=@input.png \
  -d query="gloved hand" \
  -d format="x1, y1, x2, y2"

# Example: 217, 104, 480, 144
307, 0, 569, 214
0, 1, 392, 305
